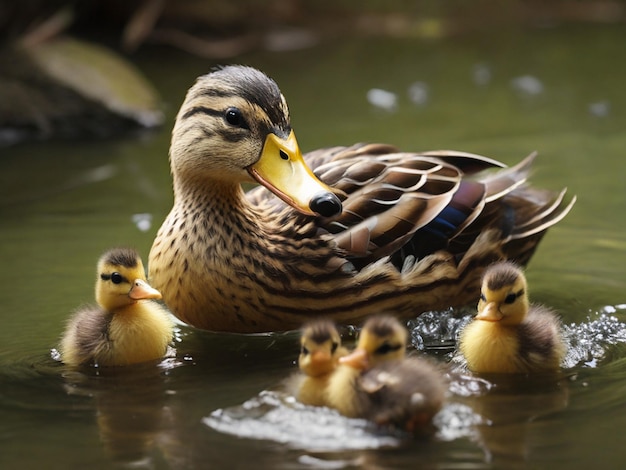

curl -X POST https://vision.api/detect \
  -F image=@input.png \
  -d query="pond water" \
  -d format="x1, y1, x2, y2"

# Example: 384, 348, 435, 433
1, 22, 626, 469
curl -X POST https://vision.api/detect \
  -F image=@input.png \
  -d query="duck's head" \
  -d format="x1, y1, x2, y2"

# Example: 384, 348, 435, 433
475, 261, 529, 326
339, 315, 408, 371
95, 248, 162, 312
298, 319, 344, 377
170, 65, 342, 218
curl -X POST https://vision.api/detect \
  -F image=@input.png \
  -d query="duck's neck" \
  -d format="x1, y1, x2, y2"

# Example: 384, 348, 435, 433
150, 177, 277, 329
175, 176, 254, 218
149, 176, 341, 332
171, 177, 268, 259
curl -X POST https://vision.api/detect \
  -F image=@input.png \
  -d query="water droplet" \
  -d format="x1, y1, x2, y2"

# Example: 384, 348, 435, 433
588, 100, 610, 117
511, 75, 544, 95
366, 88, 398, 112
132, 213, 152, 232
472, 63, 492, 86
407, 81, 429, 106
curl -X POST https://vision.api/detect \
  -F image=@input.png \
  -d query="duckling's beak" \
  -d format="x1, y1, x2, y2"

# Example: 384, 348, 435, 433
310, 349, 332, 365
129, 279, 162, 301
475, 302, 503, 322
339, 347, 370, 370
248, 130, 343, 217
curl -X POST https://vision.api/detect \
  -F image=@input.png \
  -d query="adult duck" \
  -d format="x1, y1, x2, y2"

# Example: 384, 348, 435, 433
149, 65, 575, 333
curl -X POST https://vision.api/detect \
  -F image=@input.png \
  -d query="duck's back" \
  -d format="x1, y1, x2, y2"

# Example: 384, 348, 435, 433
60, 306, 113, 366
517, 305, 565, 372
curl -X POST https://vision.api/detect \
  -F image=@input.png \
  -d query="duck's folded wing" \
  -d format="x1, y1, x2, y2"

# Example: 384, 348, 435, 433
311, 145, 507, 263
246, 145, 574, 270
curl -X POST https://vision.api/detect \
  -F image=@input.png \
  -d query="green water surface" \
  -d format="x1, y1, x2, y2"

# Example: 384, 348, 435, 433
1, 22, 625, 469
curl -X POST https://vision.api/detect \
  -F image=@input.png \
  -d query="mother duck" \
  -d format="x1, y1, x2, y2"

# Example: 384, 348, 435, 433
149, 65, 574, 333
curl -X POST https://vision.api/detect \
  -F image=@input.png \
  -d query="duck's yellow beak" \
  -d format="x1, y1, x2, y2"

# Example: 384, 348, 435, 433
475, 302, 503, 322
248, 130, 342, 217
129, 279, 162, 301
339, 347, 370, 370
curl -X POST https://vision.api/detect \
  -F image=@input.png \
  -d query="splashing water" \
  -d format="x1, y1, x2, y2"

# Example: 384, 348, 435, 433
434, 402, 486, 441
204, 391, 404, 451
204, 390, 484, 451
408, 308, 473, 354
408, 305, 626, 369
561, 305, 626, 368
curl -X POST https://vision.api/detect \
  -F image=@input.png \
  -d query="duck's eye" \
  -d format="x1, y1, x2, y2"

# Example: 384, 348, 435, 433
374, 342, 401, 356
110, 272, 124, 284
330, 342, 338, 354
224, 107, 247, 128
504, 293, 518, 304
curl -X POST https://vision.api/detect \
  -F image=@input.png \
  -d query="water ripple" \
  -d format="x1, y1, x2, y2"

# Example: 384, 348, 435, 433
204, 390, 486, 452
204, 390, 404, 451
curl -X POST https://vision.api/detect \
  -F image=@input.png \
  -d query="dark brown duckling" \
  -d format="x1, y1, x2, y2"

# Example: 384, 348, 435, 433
326, 315, 446, 434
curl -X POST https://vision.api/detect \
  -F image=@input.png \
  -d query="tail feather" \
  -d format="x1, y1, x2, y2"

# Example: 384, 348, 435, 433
508, 189, 576, 241
482, 152, 536, 202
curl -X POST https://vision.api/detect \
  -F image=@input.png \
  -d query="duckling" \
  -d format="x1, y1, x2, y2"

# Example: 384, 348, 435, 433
359, 358, 447, 435
326, 315, 446, 433
288, 319, 348, 406
459, 261, 566, 374
338, 314, 409, 371
60, 248, 173, 367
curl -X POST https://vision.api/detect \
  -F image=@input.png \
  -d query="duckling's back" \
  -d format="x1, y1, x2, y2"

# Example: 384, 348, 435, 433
60, 306, 113, 366
517, 305, 566, 372
359, 357, 446, 435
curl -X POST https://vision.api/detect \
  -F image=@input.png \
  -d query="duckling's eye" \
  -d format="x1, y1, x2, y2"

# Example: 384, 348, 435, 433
479, 293, 486, 302
504, 293, 518, 304
224, 107, 248, 128
330, 342, 338, 354
301, 346, 309, 356
374, 342, 401, 356
110, 272, 124, 284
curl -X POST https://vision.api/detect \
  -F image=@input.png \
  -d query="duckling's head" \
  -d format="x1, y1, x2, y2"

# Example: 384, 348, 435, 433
170, 65, 341, 217
340, 315, 408, 370
95, 248, 162, 312
476, 262, 529, 326
298, 319, 343, 377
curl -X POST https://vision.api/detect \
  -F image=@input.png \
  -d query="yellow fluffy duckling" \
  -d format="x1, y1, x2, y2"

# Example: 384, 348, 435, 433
459, 261, 566, 374
290, 319, 348, 406
60, 248, 173, 367
326, 315, 445, 433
